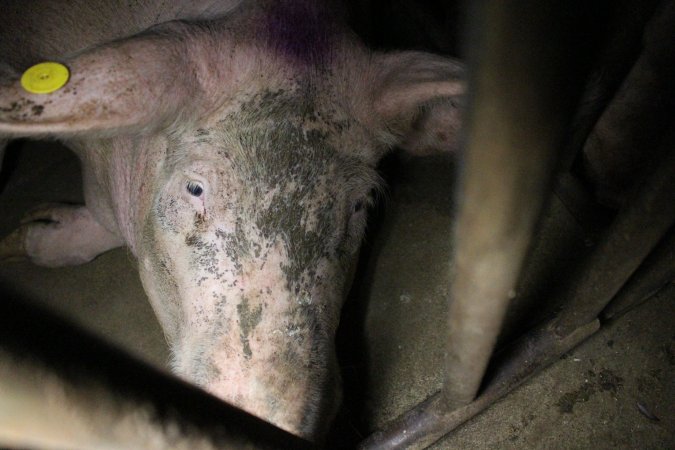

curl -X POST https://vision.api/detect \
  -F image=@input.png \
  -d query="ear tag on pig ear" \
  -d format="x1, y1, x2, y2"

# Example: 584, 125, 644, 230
20, 62, 70, 94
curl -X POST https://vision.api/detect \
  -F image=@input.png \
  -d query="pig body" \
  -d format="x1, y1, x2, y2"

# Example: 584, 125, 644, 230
0, 0, 464, 439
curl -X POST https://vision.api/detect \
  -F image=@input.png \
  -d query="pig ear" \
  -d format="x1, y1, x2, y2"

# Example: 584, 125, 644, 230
366, 51, 465, 155
0, 32, 199, 137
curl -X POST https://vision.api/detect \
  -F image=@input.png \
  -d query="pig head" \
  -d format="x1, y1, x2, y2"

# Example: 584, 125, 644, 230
0, 0, 464, 439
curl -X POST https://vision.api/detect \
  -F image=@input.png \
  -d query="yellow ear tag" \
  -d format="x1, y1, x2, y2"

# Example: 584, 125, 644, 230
20, 62, 70, 94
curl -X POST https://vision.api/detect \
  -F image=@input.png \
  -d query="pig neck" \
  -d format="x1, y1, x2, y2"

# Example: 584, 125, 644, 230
71, 135, 163, 257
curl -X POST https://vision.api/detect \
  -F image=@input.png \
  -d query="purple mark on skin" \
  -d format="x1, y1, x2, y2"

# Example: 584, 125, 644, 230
264, 0, 335, 67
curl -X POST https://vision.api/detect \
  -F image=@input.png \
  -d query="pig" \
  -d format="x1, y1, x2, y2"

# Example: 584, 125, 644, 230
0, 0, 464, 439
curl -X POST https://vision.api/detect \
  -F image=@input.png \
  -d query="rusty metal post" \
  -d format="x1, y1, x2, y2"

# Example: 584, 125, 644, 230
360, 0, 606, 448
443, 0, 602, 410
0, 295, 313, 450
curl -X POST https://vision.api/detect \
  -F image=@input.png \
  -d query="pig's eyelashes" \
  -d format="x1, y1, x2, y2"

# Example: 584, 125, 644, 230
344, 197, 369, 240
186, 180, 204, 197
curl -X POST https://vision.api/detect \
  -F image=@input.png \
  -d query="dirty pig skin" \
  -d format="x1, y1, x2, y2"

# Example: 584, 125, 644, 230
0, 0, 464, 440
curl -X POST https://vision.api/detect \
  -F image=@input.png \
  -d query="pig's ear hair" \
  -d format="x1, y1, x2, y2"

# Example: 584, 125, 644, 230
366, 51, 465, 155
0, 30, 200, 138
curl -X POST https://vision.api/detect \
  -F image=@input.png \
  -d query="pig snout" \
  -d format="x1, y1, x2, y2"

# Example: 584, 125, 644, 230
166, 248, 343, 439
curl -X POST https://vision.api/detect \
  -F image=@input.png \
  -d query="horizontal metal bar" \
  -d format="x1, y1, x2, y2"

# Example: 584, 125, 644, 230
0, 293, 313, 450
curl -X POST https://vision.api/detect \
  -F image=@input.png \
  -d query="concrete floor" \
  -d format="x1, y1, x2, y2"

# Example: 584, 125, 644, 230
0, 141, 673, 449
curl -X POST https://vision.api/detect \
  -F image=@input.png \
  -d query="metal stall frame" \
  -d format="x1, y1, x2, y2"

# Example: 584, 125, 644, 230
1, 1, 673, 449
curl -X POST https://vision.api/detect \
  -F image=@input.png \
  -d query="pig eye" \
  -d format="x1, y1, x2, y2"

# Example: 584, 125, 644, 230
186, 180, 204, 197
353, 200, 364, 213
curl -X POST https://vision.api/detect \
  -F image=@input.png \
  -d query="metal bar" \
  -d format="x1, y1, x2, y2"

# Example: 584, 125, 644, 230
581, 0, 675, 206
359, 0, 607, 447
602, 224, 675, 320
558, 0, 662, 173
443, 0, 604, 410
553, 128, 675, 337
0, 294, 313, 450
358, 319, 599, 449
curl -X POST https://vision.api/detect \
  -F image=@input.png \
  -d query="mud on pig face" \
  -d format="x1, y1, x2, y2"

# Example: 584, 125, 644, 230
137, 90, 381, 438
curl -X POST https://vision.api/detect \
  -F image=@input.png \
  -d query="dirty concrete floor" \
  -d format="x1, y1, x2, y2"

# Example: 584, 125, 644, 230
0, 141, 673, 449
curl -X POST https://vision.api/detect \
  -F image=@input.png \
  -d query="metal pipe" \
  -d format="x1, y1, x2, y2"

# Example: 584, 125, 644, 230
581, 0, 675, 206
554, 127, 675, 337
359, 319, 599, 449
558, 0, 662, 173
0, 295, 313, 450
443, 0, 605, 410
359, 1, 608, 447
602, 224, 675, 320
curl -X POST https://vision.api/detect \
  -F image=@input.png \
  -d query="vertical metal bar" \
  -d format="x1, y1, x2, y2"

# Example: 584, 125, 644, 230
444, 0, 602, 409
581, 0, 675, 205
0, 295, 313, 450
360, 2, 607, 448
557, 0, 663, 173
554, 132, 675, 336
